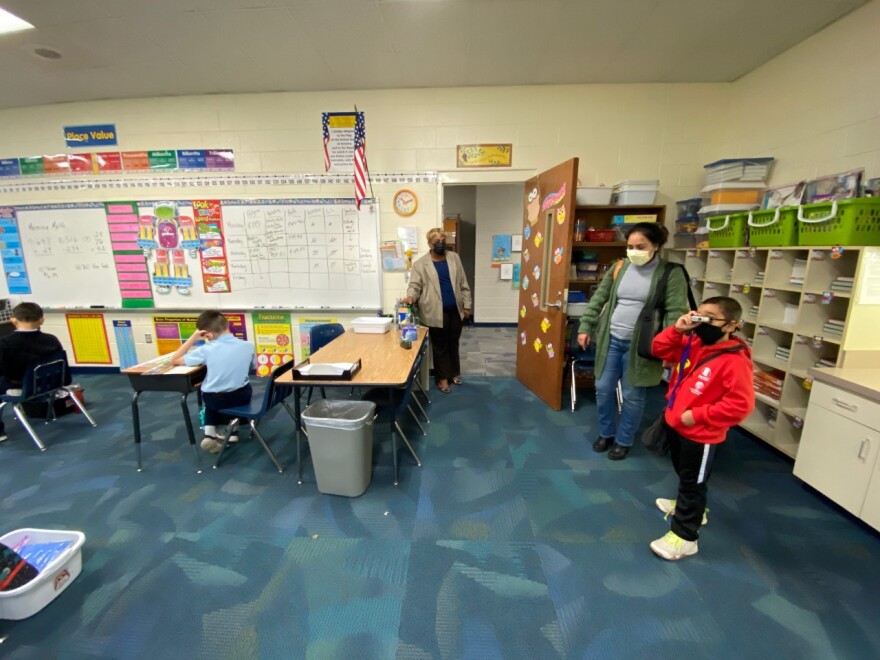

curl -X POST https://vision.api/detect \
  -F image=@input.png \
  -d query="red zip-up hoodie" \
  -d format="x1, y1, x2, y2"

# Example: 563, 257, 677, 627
652, 325, 754, 444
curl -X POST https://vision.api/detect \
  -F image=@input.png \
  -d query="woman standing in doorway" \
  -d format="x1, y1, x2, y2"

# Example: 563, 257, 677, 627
405, 228, 473, 394
577, 223, 688, 460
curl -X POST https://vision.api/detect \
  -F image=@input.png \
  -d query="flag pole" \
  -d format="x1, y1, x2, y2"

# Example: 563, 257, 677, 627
354, 105, 375, 201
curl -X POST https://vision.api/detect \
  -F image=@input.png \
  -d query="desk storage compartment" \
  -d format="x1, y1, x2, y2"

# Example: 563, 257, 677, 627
0, 528, 85, 620
351, 317, 392, 334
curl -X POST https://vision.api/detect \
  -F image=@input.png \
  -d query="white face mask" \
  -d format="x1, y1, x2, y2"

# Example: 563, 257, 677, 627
627, 249, 653, 266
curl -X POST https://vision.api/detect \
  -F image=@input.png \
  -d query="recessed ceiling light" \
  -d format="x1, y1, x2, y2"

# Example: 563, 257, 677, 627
0, 8, 35, 35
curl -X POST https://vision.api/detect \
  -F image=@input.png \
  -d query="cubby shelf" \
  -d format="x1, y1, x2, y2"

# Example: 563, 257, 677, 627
667, 245, 868, 461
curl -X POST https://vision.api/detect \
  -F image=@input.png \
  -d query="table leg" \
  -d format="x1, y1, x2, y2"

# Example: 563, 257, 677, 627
132, 391, 143, 472
181, 393, 202, 474
294, 385, 304, 485
389, 387, 399, 486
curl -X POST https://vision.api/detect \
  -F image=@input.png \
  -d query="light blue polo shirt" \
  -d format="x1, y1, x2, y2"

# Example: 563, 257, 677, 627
184, 333, 256, 393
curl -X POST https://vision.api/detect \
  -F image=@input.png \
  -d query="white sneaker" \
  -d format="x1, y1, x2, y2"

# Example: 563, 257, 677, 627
228, 435, 239, 444
655, 498, 708, 526
200, 436, 223, 454
650, 531, 698, 561
0, 434, 7, 442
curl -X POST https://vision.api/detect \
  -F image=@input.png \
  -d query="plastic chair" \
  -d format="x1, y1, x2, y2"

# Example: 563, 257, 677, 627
212, 360, 297, 472
362, 349, 424, 485
409, 338, 431, 424
306, 323, 346, 404
0, 351, 97, 451
567, 332, 622, 414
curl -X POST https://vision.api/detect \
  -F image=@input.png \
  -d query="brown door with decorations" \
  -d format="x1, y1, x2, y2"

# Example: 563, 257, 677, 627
515, 158, 578, 410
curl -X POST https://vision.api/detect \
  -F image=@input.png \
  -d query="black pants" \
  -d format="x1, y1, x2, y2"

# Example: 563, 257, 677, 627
668, 424, 718, 542
202, 384, 252, 426
428, 309, 462, 383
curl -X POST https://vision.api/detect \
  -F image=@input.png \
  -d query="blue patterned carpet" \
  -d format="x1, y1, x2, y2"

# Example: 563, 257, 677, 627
1, 374, 879, 659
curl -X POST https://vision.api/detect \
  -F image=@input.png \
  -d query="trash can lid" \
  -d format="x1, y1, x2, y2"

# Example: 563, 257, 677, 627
302, 399, 376, 430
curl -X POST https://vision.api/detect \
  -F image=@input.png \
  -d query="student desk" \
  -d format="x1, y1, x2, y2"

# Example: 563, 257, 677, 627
122, 356, 206, 473
277, 327, 428, 485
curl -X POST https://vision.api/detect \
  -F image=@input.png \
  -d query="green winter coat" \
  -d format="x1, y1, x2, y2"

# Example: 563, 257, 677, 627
577, 258, 689, 387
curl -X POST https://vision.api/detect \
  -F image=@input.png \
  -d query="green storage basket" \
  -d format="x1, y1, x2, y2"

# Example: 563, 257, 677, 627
797, 197, 880, 246
747, 207, 798, 247
707, 212, 748, 248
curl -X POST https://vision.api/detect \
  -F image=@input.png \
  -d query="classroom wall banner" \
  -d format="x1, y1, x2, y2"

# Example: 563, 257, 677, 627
456, 144, 513, 168
254, 312, 294, 376
112, 320, 139, 369
322, 112, 364, 173
0, 206, 31, 294
66, 314, 112, 364
192, 200, 231, 293
299, 317, 336, 359
64, 124, 118, 148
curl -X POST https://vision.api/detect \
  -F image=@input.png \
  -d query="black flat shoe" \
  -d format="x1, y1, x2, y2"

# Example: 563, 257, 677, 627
608, 444, 630, 461
592, 436, 615, 453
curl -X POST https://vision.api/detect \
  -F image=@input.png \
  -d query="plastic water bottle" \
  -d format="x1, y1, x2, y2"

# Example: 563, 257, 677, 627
399, 312, 416, 349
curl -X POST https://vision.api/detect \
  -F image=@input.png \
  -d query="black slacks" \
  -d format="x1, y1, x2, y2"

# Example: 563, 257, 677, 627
428, 309, 463, 383
668, 424, 718, 542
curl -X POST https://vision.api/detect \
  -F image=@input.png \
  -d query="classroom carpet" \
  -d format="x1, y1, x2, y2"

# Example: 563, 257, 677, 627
1, 373, 879, 660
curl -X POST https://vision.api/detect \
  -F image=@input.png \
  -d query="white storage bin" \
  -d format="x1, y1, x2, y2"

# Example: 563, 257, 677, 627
0, 528, 85, 620
351, 317, 392, 334
704, 157, 774, 185
567, 302, 588, 317
612, 179, 659, 205
576, 186, 613, 206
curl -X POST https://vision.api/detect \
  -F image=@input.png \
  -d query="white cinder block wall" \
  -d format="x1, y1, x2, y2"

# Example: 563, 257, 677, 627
474, 185, 523, 323
3, 0, 880, 363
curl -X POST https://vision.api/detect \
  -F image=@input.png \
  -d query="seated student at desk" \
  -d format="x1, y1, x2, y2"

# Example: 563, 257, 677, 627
171, 310, 256, 454
0, 303, 64, 442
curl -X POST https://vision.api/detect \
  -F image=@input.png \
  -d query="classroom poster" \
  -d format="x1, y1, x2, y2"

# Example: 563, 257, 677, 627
512, 263, 521, 288
66, 314, 112, 364
192, 199, 231, 293
299, 317, 336, 359
253, 312, 294, 376
153, 314, 248, 355
112, 320, 139, 369
321, 112, 364, 173
136, 201, 200, 299
492, 234, 512, 262
105, 201, 154, 308
0, 206, 30, 294
223, 313, 248, 340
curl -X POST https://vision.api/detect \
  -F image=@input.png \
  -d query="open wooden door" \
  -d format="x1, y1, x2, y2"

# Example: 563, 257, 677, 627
515, 158, 578, 410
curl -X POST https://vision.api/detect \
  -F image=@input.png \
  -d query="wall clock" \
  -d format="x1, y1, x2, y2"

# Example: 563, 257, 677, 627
393, 189, 418, 217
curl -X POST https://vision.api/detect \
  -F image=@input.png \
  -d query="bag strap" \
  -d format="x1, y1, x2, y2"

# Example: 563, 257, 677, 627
667, 340, 746, 410
612, 259, 624, 280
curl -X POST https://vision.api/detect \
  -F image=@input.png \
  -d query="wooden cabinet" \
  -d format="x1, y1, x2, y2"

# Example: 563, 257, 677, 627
443, 216, 460, 253
667, 246, 869, 459
794, 380, 880, 529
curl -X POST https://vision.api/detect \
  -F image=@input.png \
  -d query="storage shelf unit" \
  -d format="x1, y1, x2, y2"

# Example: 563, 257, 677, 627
667, 246, 867, 460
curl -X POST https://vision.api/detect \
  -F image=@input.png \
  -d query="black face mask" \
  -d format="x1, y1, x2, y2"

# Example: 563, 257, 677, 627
432, 241, 446, 255
693, 322, 727, 345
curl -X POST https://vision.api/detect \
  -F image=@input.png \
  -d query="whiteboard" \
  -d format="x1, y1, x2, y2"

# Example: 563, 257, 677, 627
0, 199, 382, 310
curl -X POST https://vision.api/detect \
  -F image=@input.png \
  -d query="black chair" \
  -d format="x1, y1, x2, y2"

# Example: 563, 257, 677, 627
567, 330, 622, 413
306, 323, 346, 404
362, 349, 425, 485
212, 360, 297, 472
0, 351, 97, 451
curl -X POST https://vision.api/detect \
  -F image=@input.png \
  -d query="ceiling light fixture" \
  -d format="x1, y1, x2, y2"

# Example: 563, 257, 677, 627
0, 7, 34, 35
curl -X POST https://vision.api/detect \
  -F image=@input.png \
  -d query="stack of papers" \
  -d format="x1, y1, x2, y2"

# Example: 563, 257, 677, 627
789, 259, 807, 286
831, 276, 853, 293
297, 362, 358, 377
822, 319, 845, 339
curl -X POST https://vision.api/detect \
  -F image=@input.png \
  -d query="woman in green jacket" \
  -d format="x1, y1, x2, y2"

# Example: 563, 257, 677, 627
577, 223, 689, 460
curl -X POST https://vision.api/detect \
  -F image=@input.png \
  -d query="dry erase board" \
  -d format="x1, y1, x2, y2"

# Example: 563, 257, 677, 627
0, 199, 382, 310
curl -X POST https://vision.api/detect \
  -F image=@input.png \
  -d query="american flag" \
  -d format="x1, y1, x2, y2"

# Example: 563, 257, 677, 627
354, 111, 367, 209
321, 113, 331, 172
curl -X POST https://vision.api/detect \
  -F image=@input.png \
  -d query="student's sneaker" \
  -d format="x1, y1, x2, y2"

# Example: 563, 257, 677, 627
228, 435, 239, 444
0, 434, 7, 443
655, 498, 708, 526
650, 531, 698, 561
200, 435, 223, 454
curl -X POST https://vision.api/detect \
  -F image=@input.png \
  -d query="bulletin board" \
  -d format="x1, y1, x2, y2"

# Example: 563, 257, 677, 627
0, 198, 382, 310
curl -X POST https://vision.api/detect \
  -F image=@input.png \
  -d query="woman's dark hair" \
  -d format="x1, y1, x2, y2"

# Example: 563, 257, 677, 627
625, 222, 668, 248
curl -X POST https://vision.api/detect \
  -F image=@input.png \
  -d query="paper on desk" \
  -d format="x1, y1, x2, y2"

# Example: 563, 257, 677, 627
299, 362, 357, 376
166, 366, 198, 375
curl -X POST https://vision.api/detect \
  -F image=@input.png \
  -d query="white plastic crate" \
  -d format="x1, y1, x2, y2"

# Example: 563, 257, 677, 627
612, 180, 659, 205
576, 186, 613, 206
0, 528, 85, 620
351, 317, 392, 334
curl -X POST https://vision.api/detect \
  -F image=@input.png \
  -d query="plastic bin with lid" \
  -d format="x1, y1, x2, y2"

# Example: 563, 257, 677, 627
702, 182, 765, 206
576, 186, 613, 206
675, 198, 702, 219
0, 528, 86, 620
704, 157, 774, 185
302, 400, 376, 497
611, 180, 659, 205
351, 317, 392, 334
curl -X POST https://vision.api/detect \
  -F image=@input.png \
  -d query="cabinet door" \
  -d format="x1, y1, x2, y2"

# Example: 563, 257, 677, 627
860, 458, 880, 531
793, 404, 880, 516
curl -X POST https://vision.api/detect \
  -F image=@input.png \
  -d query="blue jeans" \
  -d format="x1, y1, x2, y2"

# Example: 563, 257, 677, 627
595, 335, 647, 448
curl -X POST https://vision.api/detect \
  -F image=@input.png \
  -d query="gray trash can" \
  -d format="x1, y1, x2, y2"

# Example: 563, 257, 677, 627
302, 400, 376, 497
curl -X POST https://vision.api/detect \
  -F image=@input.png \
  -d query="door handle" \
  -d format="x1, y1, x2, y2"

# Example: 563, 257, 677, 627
858, 438, 870, 460
547, 300, 563, 310
832, 397, 858, 412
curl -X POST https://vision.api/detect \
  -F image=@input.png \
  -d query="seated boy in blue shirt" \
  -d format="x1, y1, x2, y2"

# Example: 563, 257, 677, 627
171, 310, 256, 453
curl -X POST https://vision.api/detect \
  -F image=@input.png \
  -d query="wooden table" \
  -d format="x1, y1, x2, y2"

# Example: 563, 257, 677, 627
122, 356, 206, 472
277, 327, 428, 485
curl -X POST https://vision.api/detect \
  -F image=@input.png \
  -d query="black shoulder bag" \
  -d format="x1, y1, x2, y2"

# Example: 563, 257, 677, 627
636, 262, 697, 361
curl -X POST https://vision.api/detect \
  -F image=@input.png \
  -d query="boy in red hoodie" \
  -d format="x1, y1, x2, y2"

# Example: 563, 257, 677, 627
649, 296, 754, 560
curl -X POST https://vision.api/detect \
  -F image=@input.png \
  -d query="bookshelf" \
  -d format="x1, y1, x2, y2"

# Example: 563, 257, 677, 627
667, 245, 869, 460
